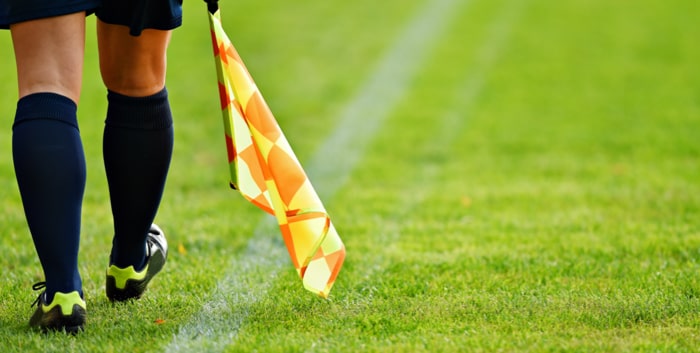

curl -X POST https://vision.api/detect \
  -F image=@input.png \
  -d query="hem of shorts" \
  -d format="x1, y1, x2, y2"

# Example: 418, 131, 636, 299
96, 15, 183, 32
0, 3, 99, 29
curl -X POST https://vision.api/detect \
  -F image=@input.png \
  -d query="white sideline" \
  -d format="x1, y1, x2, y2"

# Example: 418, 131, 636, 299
166, 0, 464, 351
326, 0, 527, 299
302, 0, 526, 351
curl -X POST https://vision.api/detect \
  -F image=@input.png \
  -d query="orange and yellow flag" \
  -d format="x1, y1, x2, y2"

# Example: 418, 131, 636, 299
208, 4, 345, 298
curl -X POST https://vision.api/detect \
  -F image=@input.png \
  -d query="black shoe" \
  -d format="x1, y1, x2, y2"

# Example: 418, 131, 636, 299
106, 224, 168, 302
29, 282, 86, 334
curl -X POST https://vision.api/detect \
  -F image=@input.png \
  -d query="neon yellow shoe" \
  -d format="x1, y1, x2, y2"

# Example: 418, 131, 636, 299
106, 224, 168, 301
29, 282, 86, 334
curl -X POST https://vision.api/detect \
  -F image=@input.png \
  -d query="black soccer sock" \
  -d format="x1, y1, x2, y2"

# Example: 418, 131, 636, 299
103, 88, 173, 270
12, 93, 85, 302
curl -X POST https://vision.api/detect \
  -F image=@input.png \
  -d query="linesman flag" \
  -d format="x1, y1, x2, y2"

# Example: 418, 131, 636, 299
206, 1, 345, 298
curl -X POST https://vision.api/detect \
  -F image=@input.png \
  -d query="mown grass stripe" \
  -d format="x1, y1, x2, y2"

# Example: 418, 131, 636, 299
345, 0, 524, 310
295, 2, 525, 350
165, 0, 464, 351
307, 0, 466, 199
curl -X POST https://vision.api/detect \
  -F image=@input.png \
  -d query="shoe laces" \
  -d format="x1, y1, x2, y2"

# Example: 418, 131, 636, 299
31, 281, 47, 308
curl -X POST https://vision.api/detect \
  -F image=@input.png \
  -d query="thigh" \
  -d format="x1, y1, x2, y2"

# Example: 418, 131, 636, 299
97, 20, 172, 96
96, 0, 182, 96
10, 12, 86, 102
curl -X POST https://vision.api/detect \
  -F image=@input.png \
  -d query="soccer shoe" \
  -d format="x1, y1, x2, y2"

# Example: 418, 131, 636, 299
29, 282, 86, 334
106, 224, 168, 302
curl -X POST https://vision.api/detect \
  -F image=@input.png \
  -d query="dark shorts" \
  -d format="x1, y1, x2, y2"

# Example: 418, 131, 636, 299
0, 0, 183, 35
97, 0, 183, 36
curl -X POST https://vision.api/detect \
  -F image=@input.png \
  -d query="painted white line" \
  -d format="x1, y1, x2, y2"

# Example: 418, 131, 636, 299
343, 0, 525, 273
166, 0, 464, 351
303, 1, 527, 351
309, 0, 466, 199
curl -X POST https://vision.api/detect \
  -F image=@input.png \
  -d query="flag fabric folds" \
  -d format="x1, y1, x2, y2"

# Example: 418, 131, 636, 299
208, 6, 345, 298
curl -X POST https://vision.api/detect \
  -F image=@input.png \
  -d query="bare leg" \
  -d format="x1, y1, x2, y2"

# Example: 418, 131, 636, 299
97, 20, 171, 96
11, 12, 85, 102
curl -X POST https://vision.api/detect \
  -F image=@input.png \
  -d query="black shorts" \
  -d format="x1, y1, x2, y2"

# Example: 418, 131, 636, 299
0, 0, 183, 35
97, 0, 183, 36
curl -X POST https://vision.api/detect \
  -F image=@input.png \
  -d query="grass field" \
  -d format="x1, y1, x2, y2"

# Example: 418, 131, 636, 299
1, 0, 699, 351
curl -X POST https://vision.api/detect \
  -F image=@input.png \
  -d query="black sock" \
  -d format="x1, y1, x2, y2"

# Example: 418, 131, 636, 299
103, 88, 174, 270
12, 93, 85, 301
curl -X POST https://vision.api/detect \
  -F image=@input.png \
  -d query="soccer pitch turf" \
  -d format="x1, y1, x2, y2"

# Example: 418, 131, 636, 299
1, 0, 699, 351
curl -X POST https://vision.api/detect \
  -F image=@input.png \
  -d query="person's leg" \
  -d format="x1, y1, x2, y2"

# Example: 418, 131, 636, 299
97, 21, 174, 271
97, 20, 171, 97
10, 13, 86, 302
11, 13, 85, 102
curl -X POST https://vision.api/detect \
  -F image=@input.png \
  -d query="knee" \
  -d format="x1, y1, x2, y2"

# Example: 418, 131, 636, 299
101, 64, 166, 97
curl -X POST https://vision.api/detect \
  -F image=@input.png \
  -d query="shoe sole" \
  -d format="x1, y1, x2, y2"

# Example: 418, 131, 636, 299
30, 304, 86, 334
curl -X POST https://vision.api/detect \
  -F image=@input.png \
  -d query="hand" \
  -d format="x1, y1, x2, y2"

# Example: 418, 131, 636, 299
205, 0, 219, 13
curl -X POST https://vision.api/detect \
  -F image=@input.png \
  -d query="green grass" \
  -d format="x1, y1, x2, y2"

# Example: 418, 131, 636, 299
1, 0, 699, 351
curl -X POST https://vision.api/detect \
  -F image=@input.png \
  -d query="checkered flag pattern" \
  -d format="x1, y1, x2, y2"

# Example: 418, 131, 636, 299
209, 9, 346, 298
